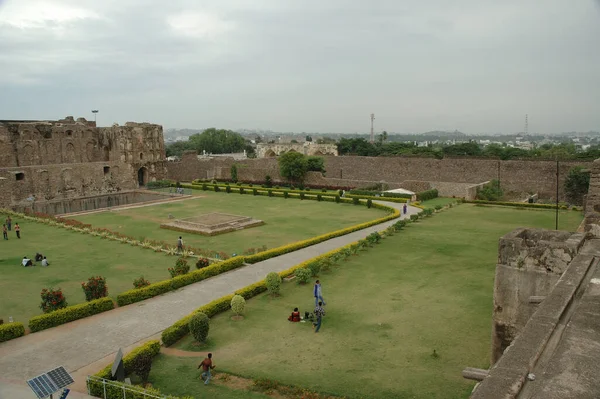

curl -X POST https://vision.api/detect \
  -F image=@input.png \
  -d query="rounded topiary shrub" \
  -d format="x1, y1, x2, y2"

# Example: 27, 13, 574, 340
265, 272, 282, 296
295, 268, 311, 284
231, 294, 246, 318
81, 276, 108, 301
367, 199, 373, 208
188, 312, 210, 342
196, 258, 210, 269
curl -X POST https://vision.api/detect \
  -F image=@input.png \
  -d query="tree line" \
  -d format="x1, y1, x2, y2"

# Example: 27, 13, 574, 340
166, 128, 254, 157
337, 138, 600, 161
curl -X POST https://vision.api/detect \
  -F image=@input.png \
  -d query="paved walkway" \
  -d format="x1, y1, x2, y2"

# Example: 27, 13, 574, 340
0, 201, 420, 389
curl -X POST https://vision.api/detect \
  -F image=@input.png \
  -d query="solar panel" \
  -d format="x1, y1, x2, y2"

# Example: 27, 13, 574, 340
47, 367, 74, 389
26, 366, 74, 399
27, 374, 58, 399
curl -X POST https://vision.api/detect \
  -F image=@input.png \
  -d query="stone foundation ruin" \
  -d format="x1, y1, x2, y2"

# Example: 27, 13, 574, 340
160, 212, 264, 236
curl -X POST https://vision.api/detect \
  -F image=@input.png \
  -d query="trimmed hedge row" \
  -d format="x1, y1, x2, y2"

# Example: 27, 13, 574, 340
29, 297, 115, 333
348, 189, 412, 199
244, 206, 400, 264
88, 340, 163, 399
0, 322, 25, 342
466, 200, 570, 210
416, 189, 438, 201
344, 193, 408, 204
117, 257, 246, 306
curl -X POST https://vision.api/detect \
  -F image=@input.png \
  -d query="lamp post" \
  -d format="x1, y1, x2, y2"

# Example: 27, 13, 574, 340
92, 110, 99, 124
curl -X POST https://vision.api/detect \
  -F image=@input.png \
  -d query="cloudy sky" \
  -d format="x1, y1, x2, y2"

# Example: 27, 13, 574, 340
0, 0, 599, 134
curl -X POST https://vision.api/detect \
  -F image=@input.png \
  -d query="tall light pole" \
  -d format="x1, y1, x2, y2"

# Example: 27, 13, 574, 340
92, 110, 99, 125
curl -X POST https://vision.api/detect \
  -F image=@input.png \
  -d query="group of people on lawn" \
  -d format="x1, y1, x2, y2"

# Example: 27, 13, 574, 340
3, 217, 21, 240
197, 281, 327, 386
22, 253, 50, 267
288, 280, 326, 333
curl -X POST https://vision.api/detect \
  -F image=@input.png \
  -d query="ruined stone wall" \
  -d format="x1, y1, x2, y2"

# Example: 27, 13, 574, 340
490, 228, 586, 364
0, 117, 167, 210
166, 156, 588, 199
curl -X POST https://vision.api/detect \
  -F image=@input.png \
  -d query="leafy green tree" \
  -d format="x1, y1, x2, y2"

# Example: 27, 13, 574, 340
188, 128, 246, 154
306, 156, 325, 172
476, 179, 503, 201
278, 152, 308, 183
230, 164, 238, 182
564, 166, 590, 205
305, 135, 313, 142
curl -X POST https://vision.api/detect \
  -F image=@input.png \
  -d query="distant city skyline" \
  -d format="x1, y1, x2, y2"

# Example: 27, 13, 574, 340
1, 1, 599, 133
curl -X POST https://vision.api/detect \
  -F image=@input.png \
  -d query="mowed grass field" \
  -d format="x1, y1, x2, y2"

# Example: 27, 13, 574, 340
157, 205, 582, 399
0, 217, 176, 323
71, 191, 387, 255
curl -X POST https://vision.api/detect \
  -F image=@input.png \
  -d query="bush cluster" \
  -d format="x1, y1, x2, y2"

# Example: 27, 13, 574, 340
0, 322, 25, 343
189, 312, 210, 342
40, 288, 68, 313
416, 189, 439, 201
168, 258, 190, 278
117, 257, 245, 306
81, 276, 108, 301
133, 276, 150, 289
294, 268, 311, 284
29, 297, 115, 332
196, 258, 210, 269
265, 272, 282, 295
230, 294, 246, 316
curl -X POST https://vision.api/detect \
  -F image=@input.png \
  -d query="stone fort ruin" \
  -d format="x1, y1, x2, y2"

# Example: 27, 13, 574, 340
0, 116, 167, 214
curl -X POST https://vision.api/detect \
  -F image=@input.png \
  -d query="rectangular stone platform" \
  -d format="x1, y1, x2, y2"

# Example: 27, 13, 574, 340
160, 212, 264, 236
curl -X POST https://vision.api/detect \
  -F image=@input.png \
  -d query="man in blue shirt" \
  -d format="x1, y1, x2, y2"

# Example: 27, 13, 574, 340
314, 280, 326, 307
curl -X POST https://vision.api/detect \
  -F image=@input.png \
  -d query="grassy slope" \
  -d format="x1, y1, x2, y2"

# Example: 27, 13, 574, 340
71, 191, 387, 255
163, 205, 582, 399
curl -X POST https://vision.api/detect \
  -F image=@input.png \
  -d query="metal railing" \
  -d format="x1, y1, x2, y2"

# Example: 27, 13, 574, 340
86, 375, 166, 399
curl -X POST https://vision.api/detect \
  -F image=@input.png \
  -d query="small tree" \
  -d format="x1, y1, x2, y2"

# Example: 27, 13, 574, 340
265, 175, 273, 188
131, 352, 153, 383
81, 276, 108, 301
306, 156, 325, 173
231, 294, 246, 317
230, 164, 238, 182
476, 179, 503, 201
265, 272, 282, 296
189, 312, 210, 342
307, 261, 321, 277
366, 199, 373, 208
295, 268, 311, 284
278, 152, 308, 184
564, 166, 590, 205
40, 288, 68, 313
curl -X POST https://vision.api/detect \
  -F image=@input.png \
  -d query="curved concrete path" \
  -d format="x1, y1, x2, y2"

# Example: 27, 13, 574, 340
0, 201, 420, 393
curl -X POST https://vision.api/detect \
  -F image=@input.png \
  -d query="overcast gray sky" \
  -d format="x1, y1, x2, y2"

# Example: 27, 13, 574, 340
1, 0, 599, 134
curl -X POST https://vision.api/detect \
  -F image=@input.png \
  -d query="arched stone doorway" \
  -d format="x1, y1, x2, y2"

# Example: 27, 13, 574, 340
138, 167, 148, 187
265, 149, 277, 157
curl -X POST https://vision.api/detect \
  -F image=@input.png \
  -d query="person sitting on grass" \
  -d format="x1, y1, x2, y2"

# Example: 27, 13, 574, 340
35, 253, 43, 262
288, 307, 301, 322
22, 256, 33, 267
41, 256, 50, 267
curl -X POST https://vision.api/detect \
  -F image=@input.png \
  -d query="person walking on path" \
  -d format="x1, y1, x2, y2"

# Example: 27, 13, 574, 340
198, 353, 215, 385
6, 216, 11, 231
403, 204, 407, 215
177, 236, 183, 254
2, 224, 7, 240
14, 223, 21, 239
314, 280, 326, 307
313, 302, 326, 333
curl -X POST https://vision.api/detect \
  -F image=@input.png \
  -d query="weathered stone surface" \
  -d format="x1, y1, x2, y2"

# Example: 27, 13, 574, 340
256, 143, 338, 158
0, 117, 167, 210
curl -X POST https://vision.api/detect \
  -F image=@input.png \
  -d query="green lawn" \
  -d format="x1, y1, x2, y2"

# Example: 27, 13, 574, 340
149, 354, 271, 399
71, 191, 387, 255
0, 217, 177, 323
419, 197, 459, 209
160, 205, 582, 399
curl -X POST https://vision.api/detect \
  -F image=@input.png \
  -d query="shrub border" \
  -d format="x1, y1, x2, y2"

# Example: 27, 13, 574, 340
465, 199, 575, 210
0, 322, 26, 342
29, 297, 115, 333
